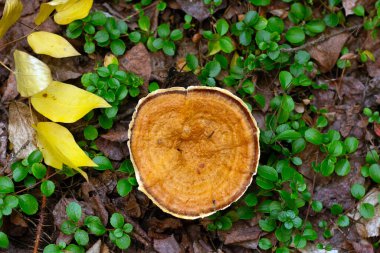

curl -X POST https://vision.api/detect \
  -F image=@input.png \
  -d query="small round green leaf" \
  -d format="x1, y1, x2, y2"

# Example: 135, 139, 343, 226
337, 215, 350, 227
344, 137, 359, 154
0, 232, 9, 249
28, 150, 43, 164
369, 164, 380, 183
359, 203, 375, 219
0, 177, 15, 194
93, 156, 113, 171
115, 234, 131, 249
84, 125, 98, 141
94, 30, 109, 43
186, 54, 198, 71
110, 39, 126, 56
279, 71, 293, 90
41, 180, 55, 197
66, 202, 82, 222
285, 27, 305, 44
351, 184, 365, 200
117, 179, 133, 197
312, 200, 323, 212
18, 194, 38, 215
257, 165, 278, 182
258, 238, 272, 250
110, 213, 124, 228
31, 163, 47, 179
353, 5, 365, 16
74, 229, 89, 246
335, 159, 350, 176
216, 19, 229, 36
305, 128, 323, 145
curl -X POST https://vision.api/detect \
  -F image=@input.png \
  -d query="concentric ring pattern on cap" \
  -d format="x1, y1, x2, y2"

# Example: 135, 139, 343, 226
128, 86, 260, 219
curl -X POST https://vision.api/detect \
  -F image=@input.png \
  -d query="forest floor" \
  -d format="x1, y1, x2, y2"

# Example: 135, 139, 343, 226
1, 0, 380, 252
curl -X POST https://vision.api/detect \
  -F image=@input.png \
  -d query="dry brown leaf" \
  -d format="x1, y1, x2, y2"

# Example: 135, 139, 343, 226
86, 240, 102, 253
176, 0, 226, 21
95, 137, 128, 161
86, 240, 109, 253
119, 43, 151, 96
8, 101, 37, 159
153, 235, 181, 253
0, 73, 18, 103
350, 240, 375, 253
342, 0, 358, 15
308, 32, 350, 72
218, 221, 261, 248
100, 123, 129, 142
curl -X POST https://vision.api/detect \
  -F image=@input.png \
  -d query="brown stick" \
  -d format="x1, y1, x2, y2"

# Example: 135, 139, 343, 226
280, 24, 362, 53
33, 194, 46, 253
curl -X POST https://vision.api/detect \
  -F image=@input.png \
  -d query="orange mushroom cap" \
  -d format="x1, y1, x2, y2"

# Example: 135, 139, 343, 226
128, 86, 260, 219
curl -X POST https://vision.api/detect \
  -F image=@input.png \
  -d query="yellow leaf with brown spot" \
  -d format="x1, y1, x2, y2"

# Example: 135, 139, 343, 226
27, 31, 80, 58
35, 122, 97, 180
14, 50, 52, 97
0, 0, 23, 38
34, 0, 69, 25
54, 0, 93, 25
31, 81, 111, 123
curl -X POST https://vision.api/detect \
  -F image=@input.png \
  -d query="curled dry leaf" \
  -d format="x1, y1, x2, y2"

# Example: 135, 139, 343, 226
27, 31, 80, 58
35, 0, 93, 25
35, 122, 98, 180
14, 50, 52, 97
31, 81, 110, 123
8, 102, 37, 159
0, 0, 23, 38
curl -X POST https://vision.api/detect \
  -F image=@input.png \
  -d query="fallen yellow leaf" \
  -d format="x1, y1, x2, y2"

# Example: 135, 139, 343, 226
34, 0, 69, 25
35, 122, 98, 180
14, 50, 52, 97
54, 0, 93, 25
0, 0, 23, 38
31, 81, 111, 123
27, 31, 80, 58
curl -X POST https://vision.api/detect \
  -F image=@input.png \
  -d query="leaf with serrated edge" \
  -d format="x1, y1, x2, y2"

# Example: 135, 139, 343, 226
31, 81, 111, 123
14, 50, 52, 97
35, 122, 98, 180
0, 0, 23, 38
28, 31, 80, 58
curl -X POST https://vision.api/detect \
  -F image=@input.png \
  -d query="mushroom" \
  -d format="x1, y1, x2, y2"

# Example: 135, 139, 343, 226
128, 86, 260, 219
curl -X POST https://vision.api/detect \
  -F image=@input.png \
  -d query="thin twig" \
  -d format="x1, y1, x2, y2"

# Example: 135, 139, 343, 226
0, 61, 14, 73
0, 24, 39, 51
15, 172, 58, 195
122, 1, 159, 21
33, 194, 46, 253
33, 168, 50, 253
280, 24, 362, 53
